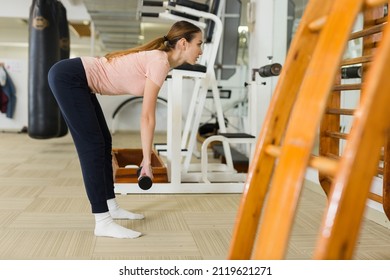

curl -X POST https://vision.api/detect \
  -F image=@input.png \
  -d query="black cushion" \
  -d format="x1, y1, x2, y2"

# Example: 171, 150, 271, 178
218, 133, 255, 138
175, 63, 207, 73
168, 0, 209, 11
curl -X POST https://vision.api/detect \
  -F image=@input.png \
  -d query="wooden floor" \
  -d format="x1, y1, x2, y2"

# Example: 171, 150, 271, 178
0, 131, 389, 260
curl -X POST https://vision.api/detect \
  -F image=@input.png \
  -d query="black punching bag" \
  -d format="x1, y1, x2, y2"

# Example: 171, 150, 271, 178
56, 0, 69, 137
28, 0, 61, 139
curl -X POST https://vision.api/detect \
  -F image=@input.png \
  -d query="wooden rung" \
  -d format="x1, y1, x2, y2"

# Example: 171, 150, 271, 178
310, 155, 339, 176
324, 151, 384, 162
364, 0, 389, 8
324, 152, 340, 160
324, 131, 348, 140
368, 192, 383, 204
325, 154, 383, 175
332, 84, 361, 91
265, 145, 339, 176
264, 144, 281, 158
341, 55, 372, 66
322, 173, 383, 202
326, 108, 355, 115
364, 42, 381, 51
308, 16, 327, 32
375, 15, 388, 25
349, 23, 385, 40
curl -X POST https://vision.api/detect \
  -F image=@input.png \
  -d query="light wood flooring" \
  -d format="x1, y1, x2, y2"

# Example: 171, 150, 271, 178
0, 131, 389, 259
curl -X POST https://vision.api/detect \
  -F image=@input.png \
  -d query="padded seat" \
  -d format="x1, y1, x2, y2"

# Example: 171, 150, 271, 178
175, 63, 207, 72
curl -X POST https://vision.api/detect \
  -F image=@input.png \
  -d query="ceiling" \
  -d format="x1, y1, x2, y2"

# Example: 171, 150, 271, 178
71, 0, 172, 53
0, 0, 307, 56
0, 0, 173, 55
83, 0, 144, 51
81, 0, 238, 52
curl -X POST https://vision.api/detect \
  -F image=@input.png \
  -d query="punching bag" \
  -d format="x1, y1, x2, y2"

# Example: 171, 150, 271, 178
28, 0, 61, 139
56, 0, 69, 137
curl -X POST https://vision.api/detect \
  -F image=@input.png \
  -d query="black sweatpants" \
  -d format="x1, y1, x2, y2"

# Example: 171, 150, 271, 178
48, 58, 115, 213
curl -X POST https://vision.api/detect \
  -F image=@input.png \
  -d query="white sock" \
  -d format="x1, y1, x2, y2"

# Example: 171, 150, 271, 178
107, 198, 145, 220
94, 212, 142, 239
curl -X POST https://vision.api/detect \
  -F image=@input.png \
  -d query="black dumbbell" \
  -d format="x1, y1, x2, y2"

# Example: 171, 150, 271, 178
258, 63, 282, 77
136, 166, 153, 190
341, 66, 362, 79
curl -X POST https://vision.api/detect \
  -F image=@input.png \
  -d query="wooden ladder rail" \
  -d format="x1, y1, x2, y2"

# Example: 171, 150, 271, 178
319, 2, 390, 219
314, 5, 390, 257
227, 0, 335, 260
362, 2, 390, 220
228, 0, 389, 260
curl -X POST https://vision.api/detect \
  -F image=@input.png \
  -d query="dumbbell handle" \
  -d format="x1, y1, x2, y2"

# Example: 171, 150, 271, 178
137, 166, 153, 190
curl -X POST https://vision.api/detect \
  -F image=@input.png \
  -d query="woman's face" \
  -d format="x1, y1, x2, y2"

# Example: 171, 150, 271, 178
184, 32, 203, 65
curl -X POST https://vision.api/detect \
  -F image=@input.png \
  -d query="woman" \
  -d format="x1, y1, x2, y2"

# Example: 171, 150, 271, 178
48, 21, 203, 238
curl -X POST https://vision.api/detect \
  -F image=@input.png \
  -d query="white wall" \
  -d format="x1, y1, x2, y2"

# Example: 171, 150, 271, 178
247, 0, 287, 137
0, 56, 28, 131
0, 0, 90, 21
0, 0, 91, 132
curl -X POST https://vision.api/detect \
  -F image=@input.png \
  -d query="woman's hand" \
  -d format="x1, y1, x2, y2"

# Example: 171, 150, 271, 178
139, 163, 154, 180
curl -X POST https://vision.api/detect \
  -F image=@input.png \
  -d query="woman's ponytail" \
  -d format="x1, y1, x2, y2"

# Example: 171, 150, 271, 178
105, 20, 201, 61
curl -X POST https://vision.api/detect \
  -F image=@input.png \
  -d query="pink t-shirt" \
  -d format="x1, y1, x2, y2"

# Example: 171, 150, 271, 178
81, 50, 170, 96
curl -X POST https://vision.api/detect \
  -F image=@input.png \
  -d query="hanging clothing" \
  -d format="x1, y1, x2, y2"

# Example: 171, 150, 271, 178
0, 84, 8, 113
0, 66, 16, 118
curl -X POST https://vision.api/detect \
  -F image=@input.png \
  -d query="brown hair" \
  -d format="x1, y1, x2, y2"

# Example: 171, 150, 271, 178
104, 20, 202, 61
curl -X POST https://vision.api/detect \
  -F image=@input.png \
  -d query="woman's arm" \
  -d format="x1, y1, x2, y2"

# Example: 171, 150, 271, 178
139, 78, 160, 179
